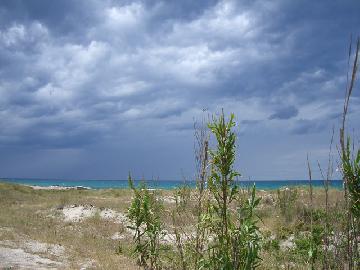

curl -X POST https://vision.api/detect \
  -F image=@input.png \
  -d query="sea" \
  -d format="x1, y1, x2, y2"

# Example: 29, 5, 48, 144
0, 178, 343, 190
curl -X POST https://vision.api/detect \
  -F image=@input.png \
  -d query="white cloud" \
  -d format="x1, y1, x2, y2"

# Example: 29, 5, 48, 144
169, 0, 256, 45
105, 3, 145, 30
35, 83, 73, 104
0, 22, 48, 48
1, 24, 26, 46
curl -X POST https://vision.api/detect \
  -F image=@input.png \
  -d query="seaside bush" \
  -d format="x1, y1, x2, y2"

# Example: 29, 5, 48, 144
127, 174, 164, 269
198, 112, 262, 270
294, 226, 323, 268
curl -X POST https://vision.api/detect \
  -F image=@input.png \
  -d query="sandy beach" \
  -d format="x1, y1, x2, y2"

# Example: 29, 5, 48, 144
28, 185, 92, 191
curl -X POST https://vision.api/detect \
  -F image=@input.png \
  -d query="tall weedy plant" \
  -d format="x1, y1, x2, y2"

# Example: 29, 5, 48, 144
341, 138, 360, 267
193, 116, 210, 269
127, 174, 163, 270
339, 36, 359, 269
206, 111, 239, 268
169, 116, 211, 270
317, 129, 334, 269
201, 111, 262, 269
208, 111, 239, 235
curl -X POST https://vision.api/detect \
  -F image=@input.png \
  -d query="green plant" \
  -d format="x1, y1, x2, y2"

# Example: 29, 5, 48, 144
263, 238, 280, 252
232, 185, 262, 269
276, 187, 298, 223
342, 138, 360, 217
294, 225, 323, 268
202, 112, 240, 269
127, 174, 163, 269
207, 112, 239, 239
200, 111, 262, 270
276, 226, 293, 240
341, 137, 360, 267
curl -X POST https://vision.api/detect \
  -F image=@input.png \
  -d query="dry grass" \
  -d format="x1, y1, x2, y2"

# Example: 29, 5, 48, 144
0, 182, 139, 269
0, 182, 345, 269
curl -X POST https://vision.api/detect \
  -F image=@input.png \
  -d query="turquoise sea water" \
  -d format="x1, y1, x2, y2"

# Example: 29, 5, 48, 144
0, 178, 343, 190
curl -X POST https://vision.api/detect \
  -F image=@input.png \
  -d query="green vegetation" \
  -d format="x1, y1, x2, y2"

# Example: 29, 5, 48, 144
0, 178, 350, 269
205, 112, 261, 269
276, 187, 298, 223
127, 174, 164, 269
126, 112, 262, 270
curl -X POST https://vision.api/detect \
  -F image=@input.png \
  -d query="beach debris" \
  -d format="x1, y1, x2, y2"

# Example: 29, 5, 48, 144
75, 186, 91, 190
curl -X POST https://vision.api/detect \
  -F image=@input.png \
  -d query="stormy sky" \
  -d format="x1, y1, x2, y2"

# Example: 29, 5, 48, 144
0, 0, 359, 180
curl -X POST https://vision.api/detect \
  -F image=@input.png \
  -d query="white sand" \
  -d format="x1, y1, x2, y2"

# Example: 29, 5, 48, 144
61, 204, 131, 225
59, 205, 187, 244
161, 195, 177, 204
29, 185, 91, 190
0, 246, 63, 270
0, 238, 101, 269
111, 232, 126, 240
62, 205, 97, 222
0, 243, 96, 269
280, 235, 295, 250
23, 240, 65, 257
0, 239, 65, 257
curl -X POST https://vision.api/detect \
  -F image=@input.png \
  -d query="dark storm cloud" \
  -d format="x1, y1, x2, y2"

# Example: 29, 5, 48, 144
291, 119, 327, 135
167, 122, 194, 132
0, 0, 359, 179
0, 0, 100, 41
269, 106, 298, 120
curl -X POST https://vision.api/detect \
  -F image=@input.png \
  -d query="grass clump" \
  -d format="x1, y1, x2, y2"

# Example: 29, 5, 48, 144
276, 187, 298, 223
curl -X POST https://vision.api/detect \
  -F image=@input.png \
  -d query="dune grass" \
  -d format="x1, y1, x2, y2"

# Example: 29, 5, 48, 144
0, 178, 346, 269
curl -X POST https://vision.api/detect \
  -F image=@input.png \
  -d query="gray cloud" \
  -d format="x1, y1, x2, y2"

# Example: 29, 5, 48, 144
0, 0, 359, 179
269, 106, 298, 120
290, 119, 327, 135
